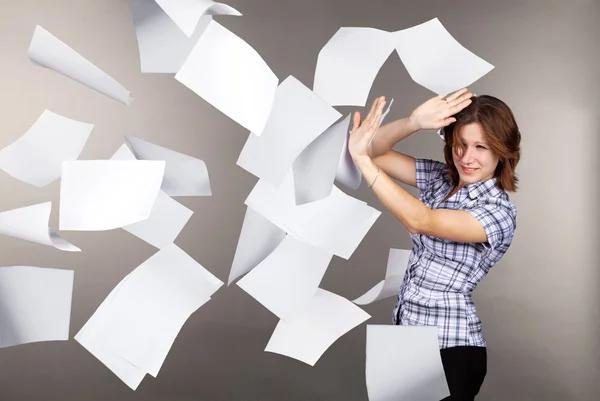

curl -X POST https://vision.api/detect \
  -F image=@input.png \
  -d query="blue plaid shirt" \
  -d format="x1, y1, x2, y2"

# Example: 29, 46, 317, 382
392, 158, 517, 349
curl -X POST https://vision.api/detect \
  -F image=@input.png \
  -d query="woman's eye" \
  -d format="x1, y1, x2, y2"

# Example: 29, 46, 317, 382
477, 145, 487, 150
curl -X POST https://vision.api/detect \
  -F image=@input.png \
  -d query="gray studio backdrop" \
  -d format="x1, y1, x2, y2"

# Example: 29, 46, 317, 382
0, 0, 598, 400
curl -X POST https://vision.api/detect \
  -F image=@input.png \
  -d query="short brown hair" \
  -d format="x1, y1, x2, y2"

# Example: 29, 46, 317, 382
442, 95, 521, 192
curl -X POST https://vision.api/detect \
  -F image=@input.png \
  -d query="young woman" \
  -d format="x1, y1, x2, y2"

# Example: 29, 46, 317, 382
348, 89, 521, 400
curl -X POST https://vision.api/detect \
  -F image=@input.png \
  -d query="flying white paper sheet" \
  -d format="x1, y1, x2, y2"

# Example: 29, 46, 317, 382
353, 248, 411, 305
100, 244, 223, 376
335, 99, 394, 190
175, 20, 278, 135
0, 202, 80, 251
265, 288, 370, 366
237, 76, 343, 186
237, 235, 332, 321
125, 136, 211, 196
0, 110, 93, 187
245, 172, 381, 260
130, 0, 212, 73
0, 266, 74, 348
75, 279, 147, 390
111, 144, 193, 248
28, 25, 133, 105
393, 18, 494, 95
155, 0, 241, 37
228, 206, 286, 285
59, 160, 165, 231
314, 27, 395, 107
292, 114, 350, 205
365, 325, 450, 401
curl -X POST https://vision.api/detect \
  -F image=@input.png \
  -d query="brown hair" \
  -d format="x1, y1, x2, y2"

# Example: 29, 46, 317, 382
443, 95, 521, 192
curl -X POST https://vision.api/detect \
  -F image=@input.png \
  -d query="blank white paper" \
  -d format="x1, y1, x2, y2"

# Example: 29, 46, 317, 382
0, 266, 74, 348
265, 288, 370, 366
237, 75, 342, 187
75, 278, 147, 390
228, 206, 286, 285
365, 325, 450, 401
100, 244, 223, 376
353, 248, 411, 305
130, 0, 212, 73
245, 172, 381, 260
28, 25, 133, 105
393, 18, 494, 95
0, 202, 80, 251
111, 144, 193, 248
124, 136, 211, 196
175, 20, 277, 135
155, 0, 241, 37
237, 235, 332, 321
59, 160, 165, 231
0, 110, 93, 187
292, 114, 350, 205
313, 27, 395, 107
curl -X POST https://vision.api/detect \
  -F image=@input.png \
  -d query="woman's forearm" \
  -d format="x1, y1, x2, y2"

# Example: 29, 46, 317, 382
369, 115, 421, 158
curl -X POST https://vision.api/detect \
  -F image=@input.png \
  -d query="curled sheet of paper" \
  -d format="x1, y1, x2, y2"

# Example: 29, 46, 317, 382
265, 288, 370, 366
155, 0, 241, 37
228, 206, 286, 285
0, 110, 93, 188
393, 18, 494, 95
28, 25, 133, 105
130, 0, 212, 73
335, 99, 393, 190
292, 114, 350, 206
111, 144, 193, 248
237, 235, 333, 321
0, 266, 74, 348
353, 248, 411, 305
314, 27, 395, 107
125, 136, 211, 196
175, 20, 278, 135
245, 172, 381, 260
237, 75, 343, 187
0, 202, 80, 251
59, 160, 165, 231
366, 325, 450, 401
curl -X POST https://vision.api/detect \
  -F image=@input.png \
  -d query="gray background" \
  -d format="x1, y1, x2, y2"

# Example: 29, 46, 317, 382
0, 0, 598, 400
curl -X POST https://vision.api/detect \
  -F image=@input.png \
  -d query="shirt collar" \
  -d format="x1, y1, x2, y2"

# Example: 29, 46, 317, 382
465, 177, 499, 199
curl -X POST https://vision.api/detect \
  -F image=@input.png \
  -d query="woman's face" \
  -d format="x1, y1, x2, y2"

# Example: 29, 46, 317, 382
452, 123, 500, 186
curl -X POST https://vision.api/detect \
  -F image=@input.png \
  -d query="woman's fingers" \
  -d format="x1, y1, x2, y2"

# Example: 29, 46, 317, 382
352, 111, 362, 132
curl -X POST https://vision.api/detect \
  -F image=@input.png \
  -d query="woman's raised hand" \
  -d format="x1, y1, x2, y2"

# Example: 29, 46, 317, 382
408, 88, 473, 130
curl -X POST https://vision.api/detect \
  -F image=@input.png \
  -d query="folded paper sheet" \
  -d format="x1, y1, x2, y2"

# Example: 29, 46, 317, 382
265, 288, 370, 366
28, 25, 133, 105
155, 0, 241, 37
125, 136, 211, 196
245, 172, 380, 259
237, 235, 332, 321
292, 114, 350, 205
59, 160, 165, 231
111, 144, 193, 248
237, 75, 342, 187
0, 266, 74, 348
0, 110, 93, 187
365, 325, 450, 401
130, 0, 212, 73
314, 19, 493, 106
0, 202, 80, 251
353, 248, 410, 305
76, 244, 223, 390
175, 20, 278, 135
228, 206, 286, 285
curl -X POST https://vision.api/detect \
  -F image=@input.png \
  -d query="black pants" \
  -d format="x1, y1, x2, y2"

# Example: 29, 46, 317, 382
439, 346, 487, 401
